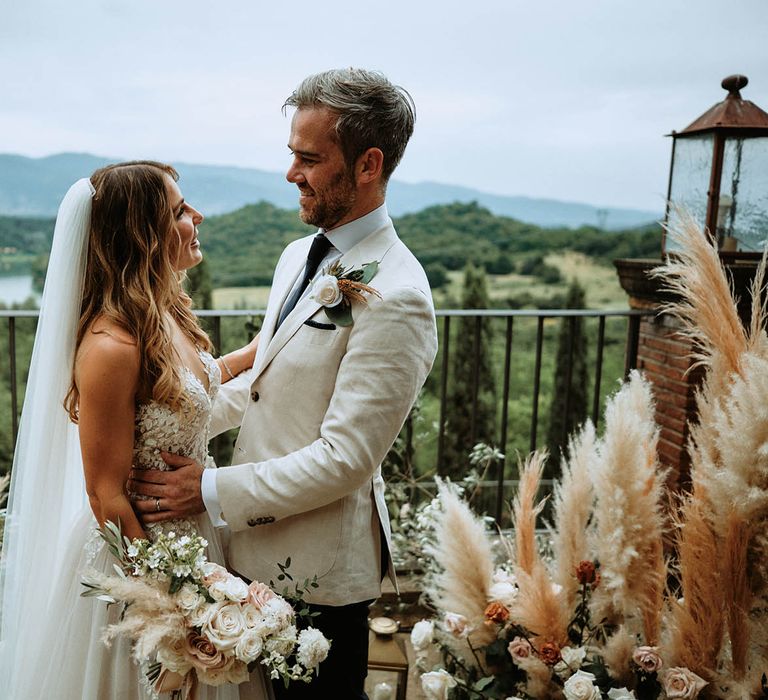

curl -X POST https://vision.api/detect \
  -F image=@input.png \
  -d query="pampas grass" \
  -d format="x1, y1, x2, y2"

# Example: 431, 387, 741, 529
601, 626, 636, 686
83, 569, 186, 661
590, 371, 667, 643
511, 453, 570, 646
424, 479, 497, 647
551, 422, 596, 611
513, 452, 547, 577
654, 211, 748, 378
665, 495, 723, 679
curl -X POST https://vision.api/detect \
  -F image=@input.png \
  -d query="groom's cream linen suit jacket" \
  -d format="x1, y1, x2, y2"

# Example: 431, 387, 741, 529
209, 214, 437, 606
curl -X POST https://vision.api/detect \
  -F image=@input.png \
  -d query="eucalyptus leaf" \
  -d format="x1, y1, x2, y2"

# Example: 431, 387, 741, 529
326, 303, 353, 327
361, 261, 379, 284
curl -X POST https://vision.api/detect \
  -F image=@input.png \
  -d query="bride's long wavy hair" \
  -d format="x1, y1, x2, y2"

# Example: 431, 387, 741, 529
64, 160, 212, 421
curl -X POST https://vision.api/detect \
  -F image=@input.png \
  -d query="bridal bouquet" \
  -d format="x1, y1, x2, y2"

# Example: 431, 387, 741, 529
410, 218, 768, 699
82, 524, 330, 697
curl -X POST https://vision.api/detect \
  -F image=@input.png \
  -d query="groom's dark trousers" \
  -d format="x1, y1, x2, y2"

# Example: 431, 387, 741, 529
272, 599, 373, 700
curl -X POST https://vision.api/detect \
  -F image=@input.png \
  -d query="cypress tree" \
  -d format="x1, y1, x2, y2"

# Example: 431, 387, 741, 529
441, 264, 497, 478
545, 279, 588, 477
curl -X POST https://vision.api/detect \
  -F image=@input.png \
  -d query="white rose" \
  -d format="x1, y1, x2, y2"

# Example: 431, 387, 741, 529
563, 670, 601, 700
297, 627, 331, 669
204, 602, 247, 652
198, 658, 250, 687
188, 603, 214, 628
234, 628, 264, 664
488, 580, 518, 607
221, 575, 249, 602
661, 667, 707, 699
177, 582, 205, 613
607, 688, 637, 699
311, 274, 342, 307
492, 568, 517, 585
420, 669, 457, 700
442, 612, 472, 638
410, 620, 435, 652
554, 645, 587, 678
241, 603, 263, 629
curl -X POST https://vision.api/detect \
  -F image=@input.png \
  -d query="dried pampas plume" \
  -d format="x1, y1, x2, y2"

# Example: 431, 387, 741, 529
511, 453, 570, 646
424, 479, 497, 646
590, 371, 667, 643
551, 422, 596, 611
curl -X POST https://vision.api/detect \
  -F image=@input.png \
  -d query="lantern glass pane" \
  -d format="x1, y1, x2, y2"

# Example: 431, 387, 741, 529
666, 135, 713, 253
718, 136, 768, 252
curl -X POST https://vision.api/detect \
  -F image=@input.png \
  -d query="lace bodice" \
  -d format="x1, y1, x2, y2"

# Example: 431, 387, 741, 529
130, 350, 221, 539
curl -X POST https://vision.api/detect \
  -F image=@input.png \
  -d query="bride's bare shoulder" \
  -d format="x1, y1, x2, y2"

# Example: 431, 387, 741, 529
75, 317, 140, 378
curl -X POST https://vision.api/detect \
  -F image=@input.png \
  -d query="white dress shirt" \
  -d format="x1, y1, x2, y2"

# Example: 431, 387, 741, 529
201, 203, 390, 525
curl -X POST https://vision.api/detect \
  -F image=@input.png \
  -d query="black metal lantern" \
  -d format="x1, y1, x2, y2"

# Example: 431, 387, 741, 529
664, 75, 768, 257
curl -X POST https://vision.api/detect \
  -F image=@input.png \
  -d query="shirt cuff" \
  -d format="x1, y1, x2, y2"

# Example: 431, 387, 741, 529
201, 468, 227, 527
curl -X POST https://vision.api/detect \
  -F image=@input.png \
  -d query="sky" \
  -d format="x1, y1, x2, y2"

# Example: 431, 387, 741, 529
1, 0, 767, 212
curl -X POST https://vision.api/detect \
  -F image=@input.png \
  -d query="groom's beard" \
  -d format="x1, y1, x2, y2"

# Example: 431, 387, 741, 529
298, 169, 357, 230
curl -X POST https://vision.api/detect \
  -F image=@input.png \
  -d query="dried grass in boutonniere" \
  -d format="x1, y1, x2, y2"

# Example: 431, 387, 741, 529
310, 260, 381, 327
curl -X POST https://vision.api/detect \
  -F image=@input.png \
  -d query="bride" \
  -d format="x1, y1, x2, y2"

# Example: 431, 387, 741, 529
0, 161, 271, 699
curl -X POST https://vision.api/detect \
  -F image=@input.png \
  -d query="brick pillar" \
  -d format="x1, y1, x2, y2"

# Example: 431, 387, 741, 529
634, 312, 703, 487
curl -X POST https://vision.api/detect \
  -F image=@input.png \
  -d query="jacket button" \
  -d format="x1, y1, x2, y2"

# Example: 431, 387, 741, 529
247, 518, 257, 527
251, 390, 260, 402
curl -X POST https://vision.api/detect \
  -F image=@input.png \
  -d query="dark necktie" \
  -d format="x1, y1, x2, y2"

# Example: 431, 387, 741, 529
276, 233, 333, 329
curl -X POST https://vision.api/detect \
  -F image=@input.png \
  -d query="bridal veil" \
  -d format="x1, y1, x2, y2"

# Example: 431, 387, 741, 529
0, 178, 94, 692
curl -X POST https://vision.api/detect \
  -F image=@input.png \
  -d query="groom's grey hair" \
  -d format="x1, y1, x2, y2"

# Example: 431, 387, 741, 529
284, 68, 416, 185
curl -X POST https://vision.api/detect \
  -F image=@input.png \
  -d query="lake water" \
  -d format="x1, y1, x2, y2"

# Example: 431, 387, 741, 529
0, 275, 38, 306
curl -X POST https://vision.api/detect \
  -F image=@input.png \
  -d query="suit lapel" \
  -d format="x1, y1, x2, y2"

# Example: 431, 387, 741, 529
251, 237, 312, 379
252, 222, 400, 380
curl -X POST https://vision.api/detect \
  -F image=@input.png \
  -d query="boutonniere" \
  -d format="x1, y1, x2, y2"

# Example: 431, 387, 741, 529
310, 260, 381, 326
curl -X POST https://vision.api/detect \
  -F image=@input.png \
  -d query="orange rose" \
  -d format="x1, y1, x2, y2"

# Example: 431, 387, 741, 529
538, 641, 562, 666
575, 561, 599, 586
484, 601, 510, 624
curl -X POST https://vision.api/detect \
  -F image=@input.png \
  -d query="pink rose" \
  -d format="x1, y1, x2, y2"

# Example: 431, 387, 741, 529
508, 636, 533, 664
183, 630, 230, 672
442, 612, 472, 638
246, 580, 276, 609
661, 667, 707, 699
632, 646, 663, 673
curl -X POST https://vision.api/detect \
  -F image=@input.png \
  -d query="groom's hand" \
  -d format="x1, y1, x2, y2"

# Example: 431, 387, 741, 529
129, 451, 205, 523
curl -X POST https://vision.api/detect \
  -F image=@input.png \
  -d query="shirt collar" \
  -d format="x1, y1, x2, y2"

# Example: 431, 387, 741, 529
321, 203, 389, 255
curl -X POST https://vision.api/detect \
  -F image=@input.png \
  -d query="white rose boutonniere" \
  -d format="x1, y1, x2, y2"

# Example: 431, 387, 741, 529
310, 260, 380, 326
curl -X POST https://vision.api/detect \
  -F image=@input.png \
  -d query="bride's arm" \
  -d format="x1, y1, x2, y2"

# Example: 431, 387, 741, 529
75, 330, 147, 542
217, 332, 260, 383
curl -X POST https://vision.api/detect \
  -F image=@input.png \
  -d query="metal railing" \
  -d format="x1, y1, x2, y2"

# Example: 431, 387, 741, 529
1, 307, 651, 522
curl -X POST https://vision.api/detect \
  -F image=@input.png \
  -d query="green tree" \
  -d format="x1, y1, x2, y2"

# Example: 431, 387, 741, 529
545, 280, 589, 477
441, 264, 496, 478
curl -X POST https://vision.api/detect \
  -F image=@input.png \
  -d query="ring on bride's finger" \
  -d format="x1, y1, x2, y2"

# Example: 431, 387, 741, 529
155, 498, 161, 512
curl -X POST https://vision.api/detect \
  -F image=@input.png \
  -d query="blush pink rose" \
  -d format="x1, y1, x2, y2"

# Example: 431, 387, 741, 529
508, 636, 533, 664
247, 581, 276, 609
661, 667, 707, 699
632, 646, 663, 673
183, 630, 230, 672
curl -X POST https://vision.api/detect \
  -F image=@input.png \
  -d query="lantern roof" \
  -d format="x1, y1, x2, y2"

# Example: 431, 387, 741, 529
676, 75, 768, 137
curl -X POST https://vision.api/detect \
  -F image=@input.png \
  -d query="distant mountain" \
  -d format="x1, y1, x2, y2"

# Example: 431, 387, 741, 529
0, 153, 660, 230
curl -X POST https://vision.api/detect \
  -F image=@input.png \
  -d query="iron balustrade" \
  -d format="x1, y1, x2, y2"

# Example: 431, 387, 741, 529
0, 307, 651, 523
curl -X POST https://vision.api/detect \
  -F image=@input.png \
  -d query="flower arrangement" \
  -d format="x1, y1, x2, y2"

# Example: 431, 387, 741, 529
310, 259, 380, 326
410, 216, 768, 699
82, 523, 330, 698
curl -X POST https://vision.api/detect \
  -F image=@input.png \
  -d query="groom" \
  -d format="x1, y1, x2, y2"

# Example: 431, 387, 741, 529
131, 68, 437, 698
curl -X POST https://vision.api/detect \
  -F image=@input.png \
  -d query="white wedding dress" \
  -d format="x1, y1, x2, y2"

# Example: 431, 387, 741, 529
16, 351, 271, 700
